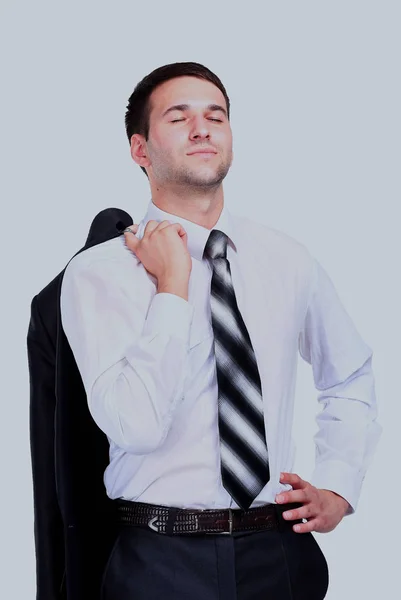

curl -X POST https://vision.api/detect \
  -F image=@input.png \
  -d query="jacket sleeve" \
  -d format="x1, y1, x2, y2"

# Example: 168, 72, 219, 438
27, 294, 66, 600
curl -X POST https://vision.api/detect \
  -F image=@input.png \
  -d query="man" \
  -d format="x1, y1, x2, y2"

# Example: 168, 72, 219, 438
60, 62, 381, 599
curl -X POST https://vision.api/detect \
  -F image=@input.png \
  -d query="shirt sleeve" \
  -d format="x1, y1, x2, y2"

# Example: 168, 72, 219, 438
298, 257, 382, 513
60, 256, 194, 455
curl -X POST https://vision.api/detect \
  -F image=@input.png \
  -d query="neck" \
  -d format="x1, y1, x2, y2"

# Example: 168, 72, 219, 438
149, 182, 225, 230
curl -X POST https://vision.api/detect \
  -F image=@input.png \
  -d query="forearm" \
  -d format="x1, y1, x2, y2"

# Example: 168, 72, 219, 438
310, 356, 382, 512
89, 322, 189, 454
84, 290, 193, 453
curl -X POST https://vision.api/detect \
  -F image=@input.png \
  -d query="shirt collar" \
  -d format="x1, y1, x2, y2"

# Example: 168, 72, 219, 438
138, 199, 238, 262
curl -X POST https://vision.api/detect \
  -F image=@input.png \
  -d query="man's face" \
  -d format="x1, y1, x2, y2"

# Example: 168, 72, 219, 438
142, 76, 233, 188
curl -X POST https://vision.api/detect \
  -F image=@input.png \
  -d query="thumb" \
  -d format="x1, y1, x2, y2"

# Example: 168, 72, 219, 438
123, 224, 139, 249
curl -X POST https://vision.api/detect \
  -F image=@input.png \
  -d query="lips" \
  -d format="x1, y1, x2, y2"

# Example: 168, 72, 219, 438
187, 148, 217, 155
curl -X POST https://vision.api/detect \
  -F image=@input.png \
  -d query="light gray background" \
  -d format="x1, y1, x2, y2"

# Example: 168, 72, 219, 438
1, 1, 399, 598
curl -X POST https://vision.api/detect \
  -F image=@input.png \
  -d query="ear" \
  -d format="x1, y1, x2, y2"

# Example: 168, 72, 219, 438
130, 134, 151, 169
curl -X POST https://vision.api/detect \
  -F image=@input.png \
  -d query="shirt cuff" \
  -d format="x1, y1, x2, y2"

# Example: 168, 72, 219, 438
310, 459, 365, 515
142, 292, 194, 346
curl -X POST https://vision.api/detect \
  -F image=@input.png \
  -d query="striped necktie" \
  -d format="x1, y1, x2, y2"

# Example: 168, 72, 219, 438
204, 229, 270, 510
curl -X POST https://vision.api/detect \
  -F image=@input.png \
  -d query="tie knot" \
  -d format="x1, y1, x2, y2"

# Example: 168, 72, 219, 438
203, 229, 228, 261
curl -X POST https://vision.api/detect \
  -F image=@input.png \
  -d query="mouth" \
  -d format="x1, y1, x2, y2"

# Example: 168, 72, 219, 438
187, 148, 218, 156
190, 153, 216, 158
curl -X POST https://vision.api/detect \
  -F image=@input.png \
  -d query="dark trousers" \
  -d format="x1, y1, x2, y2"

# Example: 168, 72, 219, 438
100, 505, 329, 599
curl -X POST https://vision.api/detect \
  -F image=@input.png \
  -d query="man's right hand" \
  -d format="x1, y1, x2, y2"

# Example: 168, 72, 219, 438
124, 220, 192, 300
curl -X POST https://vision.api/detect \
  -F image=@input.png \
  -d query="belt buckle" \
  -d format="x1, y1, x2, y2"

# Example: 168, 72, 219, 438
219, 508, 233, 535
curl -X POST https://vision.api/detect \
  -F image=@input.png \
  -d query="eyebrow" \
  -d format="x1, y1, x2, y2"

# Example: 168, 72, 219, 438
162, 103, 228, 118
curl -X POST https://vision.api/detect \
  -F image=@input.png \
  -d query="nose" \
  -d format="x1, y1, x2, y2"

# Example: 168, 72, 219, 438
189, 116, 211, 141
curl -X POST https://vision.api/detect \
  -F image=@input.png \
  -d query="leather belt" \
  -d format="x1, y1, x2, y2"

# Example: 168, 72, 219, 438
114, 499, 302, 535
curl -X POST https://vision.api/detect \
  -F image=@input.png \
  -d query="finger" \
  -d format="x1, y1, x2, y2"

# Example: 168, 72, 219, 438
282, 503, 316, 521
292, 518, 320, 534
174, 223, 188, 240
280, 472, 307, 489
123, 224, 139, 235
123, 224, 139, 249
143, 219, 167, 236
157, 222, 188, 242
153, 219, 175, 232
276, 488, 310, 506
161, 222, 187, 237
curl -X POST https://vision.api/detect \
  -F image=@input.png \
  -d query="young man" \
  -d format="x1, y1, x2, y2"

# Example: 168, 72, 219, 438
60, 62, 381, 599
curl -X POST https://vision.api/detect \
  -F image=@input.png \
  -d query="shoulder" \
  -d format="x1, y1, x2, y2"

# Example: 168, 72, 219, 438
231, 213, 314, 275
62, 235, 140, 287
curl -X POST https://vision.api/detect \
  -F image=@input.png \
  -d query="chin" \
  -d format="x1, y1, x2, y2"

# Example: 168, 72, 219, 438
174, 161, 230, 187
191, 174, 225, 187
192, 165, 229, 185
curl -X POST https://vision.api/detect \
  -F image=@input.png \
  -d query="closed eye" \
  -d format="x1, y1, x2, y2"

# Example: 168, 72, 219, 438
170, 117, 223, 123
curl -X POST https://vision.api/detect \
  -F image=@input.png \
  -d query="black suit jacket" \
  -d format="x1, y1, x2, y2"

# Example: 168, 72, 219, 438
27, 208, 134, 600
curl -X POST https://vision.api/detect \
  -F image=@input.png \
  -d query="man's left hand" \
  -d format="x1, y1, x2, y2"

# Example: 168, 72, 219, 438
276, 472, 350, 534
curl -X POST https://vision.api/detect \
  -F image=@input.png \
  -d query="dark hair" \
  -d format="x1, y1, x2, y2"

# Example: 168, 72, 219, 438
124, 62, 230, 175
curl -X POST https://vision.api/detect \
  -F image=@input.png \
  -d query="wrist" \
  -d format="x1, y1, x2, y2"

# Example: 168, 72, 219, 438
157, 278, 189, 301
322, 489, 350, 514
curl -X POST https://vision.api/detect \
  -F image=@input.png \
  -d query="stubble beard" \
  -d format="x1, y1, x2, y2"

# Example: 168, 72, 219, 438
153, 150, 232, 192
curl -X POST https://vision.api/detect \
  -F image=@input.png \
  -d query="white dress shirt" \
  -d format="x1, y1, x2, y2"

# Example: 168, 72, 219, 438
60, 199, 381, 513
